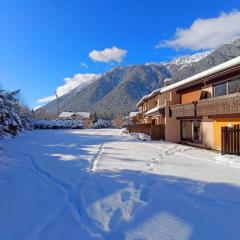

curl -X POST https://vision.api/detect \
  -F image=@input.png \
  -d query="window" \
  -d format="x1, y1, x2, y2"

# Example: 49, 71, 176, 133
214, 77, 240, 97
214, 82, 227, 97
193, 120, 201, 141
228, 78, 240, 94
181, 120, 202, 143
181, 121, 192, 141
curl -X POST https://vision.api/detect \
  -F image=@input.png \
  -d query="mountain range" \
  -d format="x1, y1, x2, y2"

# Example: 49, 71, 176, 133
36, 39, 240, 118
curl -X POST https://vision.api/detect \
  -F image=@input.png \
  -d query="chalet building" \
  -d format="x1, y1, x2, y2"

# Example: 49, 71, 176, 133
129, 112, 141, 124
133, 56, 240, 151
59, 111, 91, 119
59, 111, 91, 127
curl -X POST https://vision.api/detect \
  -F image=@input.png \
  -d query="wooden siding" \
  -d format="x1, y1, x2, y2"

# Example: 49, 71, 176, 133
180, 88, 202, 104
170, 102, 196, 118
197, 93, 240, 116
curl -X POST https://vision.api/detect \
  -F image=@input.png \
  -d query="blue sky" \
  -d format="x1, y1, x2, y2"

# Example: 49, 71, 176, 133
0, 0, 240, 108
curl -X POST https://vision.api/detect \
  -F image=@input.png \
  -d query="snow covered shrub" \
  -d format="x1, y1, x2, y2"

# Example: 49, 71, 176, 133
128, 132, 151, 141
33, 119, 84, 129
92, 119, 112, 129
0, 89, 23, 137
17, 105, 34, 130
121, 130, 151, 141
136, 133, 151, 141
0, 89, 35, 137
112, 114, 125, 128
120, 128, 129, 135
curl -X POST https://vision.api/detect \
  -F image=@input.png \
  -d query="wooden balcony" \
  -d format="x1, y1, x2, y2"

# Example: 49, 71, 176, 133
170, 102, 195, 118
170, 93, 240, 118
197, 93, 240, 116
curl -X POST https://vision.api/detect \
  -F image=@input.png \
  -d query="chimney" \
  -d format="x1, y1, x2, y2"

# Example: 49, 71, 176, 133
164, 78, 172, 86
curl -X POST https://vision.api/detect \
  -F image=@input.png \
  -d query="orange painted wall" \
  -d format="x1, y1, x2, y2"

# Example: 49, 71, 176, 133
213, 118, 240, 150
180, 89, 202, 104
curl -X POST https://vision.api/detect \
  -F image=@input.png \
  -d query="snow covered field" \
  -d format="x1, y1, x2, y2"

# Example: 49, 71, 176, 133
0, 129, 240, 240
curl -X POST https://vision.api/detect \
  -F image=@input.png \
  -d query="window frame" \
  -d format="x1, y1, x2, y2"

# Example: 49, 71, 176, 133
213, 81, 227, 97
228, 77, 240, 95
213, 77, 240, 97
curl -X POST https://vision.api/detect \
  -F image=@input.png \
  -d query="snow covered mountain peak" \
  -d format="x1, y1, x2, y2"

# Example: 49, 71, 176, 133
171, 50, 213, 65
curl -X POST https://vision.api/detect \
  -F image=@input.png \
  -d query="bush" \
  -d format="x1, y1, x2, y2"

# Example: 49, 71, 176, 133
0, 90, 23, 137
92, 119, 112, 129
33, 119, 84, 129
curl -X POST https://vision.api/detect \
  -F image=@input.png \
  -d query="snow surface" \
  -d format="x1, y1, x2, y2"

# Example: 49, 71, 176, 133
1, 129, 240, 240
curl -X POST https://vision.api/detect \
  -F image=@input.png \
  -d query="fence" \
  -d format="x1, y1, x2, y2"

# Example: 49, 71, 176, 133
150, 125, 165, 140
221, 124, 240, 155
127, 124, 165, 140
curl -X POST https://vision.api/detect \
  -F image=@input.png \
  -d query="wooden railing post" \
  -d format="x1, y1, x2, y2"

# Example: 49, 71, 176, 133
221, 126, 224, 155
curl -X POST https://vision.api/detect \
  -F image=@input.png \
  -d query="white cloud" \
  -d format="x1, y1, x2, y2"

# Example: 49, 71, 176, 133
80, 62, 88, 68
33, 105, 43, 111
36, 73, 101, 105
56, 73, 100, 96
89, 46, 127, 63
157, 10, 240, 50
37, 95, 56, 104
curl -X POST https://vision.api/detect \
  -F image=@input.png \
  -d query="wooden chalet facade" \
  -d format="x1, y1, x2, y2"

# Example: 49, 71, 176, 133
131, 56, 240, 152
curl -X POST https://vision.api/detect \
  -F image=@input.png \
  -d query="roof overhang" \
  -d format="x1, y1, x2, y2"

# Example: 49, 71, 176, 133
136, 56, 240, 107
144, 105, 165, 117
161, 56, 240, 94
136, 88, 162, 107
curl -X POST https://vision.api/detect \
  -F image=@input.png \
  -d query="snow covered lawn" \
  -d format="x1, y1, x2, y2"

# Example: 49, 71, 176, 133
1, 129, 240, 240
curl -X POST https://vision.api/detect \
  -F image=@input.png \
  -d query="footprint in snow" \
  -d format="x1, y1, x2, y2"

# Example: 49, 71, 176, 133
146, 163, 154, 167
146, 179, 157, 186
149, 168, 157, 172
121, 191, 131, 202
139, 185, 151, 203
109, 208, 122, 230
152, 158, 160, 163
139, 179, 158, 202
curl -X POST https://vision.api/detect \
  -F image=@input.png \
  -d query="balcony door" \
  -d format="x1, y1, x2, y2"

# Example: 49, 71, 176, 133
181, 120, 202, 143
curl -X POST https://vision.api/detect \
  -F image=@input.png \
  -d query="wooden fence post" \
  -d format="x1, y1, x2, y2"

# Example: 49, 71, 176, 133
221, 124, 240, 156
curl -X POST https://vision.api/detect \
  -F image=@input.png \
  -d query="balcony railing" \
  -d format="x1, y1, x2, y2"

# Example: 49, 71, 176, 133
197, 93, 240, 116
170, 93, 240, 118
170, 102, 195, 118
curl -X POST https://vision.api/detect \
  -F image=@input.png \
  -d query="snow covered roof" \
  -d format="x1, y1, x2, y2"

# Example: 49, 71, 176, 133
161, 56, 240, 94
136, 88, 162, 107
59, 112, 91, 119
144, 105, 165, 116
137, 56, 240, 107
129, 112, 140, 118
